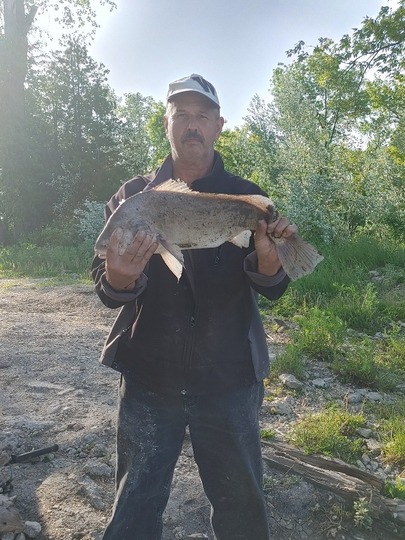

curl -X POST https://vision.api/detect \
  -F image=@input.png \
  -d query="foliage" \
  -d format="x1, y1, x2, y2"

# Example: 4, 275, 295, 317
117, 92, 157, 176
145, 101, 170, 168
379, 408, 405, 466
353, 497, 373, 530
384, 477, 405, 501
260, 428, 276, 441
288, 405, 366, 463
74, 200, 105, 242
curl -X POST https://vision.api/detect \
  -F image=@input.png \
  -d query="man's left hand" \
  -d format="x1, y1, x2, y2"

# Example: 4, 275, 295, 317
254, 218, 298, 276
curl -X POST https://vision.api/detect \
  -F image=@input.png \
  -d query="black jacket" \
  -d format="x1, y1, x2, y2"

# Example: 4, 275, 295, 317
92, 153, 290, 395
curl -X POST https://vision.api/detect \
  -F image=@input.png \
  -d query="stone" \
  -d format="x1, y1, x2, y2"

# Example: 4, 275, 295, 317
312, 378, 328, 388
266, 400, 292, 416
367, 392, 383, 402
356, 428, 373, 438
279, 373, 304, 390
23, 522, 41, 539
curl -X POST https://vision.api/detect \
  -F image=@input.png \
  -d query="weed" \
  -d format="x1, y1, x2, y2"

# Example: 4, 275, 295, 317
294, 307, 346, 361
270, 344, 306, 380
365, 400, 405, 466
260, 429, 276, 441
288, 405, 366, 463
353, 497, 372, 530
328, 282, 384, 334
384, 478, 405, 501
331, 337, 399, 391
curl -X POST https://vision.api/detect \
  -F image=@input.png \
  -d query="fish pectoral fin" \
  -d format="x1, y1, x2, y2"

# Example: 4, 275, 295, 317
273, 234, 324, 281
228, 230, 252, 248
153, 179, 192, 193
157, 241, 184, 281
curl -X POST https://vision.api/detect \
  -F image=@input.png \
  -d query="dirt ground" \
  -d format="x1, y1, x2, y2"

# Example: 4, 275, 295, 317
0, 279, 404, 540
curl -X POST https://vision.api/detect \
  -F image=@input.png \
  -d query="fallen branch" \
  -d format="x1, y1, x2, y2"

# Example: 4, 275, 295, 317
261, 440, 405, 525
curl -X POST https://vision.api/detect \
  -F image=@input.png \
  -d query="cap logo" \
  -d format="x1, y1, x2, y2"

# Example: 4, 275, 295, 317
190, 75, 217, 99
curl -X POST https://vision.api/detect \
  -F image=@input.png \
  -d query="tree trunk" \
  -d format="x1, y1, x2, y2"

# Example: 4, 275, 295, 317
0, 0, 38, 238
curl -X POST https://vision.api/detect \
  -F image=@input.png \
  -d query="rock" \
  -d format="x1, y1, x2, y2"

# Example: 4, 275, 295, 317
83, 462, 112, 479
0, 496, 24, 533
1, 532, 16, 540
312, 378, 328, 388
23, 522, 41, 539
357, 428, 373, 438
366, 438, 382, 456
77, 476, 107, 511
279, 373, 304, 390
266, 400, 292, 416
346, 392, 363, 404
367, 392, 383, 402
0, 451, 11, 467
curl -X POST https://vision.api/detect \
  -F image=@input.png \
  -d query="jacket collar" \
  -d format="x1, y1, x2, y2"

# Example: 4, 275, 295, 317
144, 151, 225, 192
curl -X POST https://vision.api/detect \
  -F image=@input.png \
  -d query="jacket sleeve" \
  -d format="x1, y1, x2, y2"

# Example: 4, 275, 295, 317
244, 251, 290, 300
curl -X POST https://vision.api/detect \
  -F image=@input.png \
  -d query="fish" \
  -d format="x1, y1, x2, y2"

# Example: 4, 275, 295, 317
95, 179, 324, 281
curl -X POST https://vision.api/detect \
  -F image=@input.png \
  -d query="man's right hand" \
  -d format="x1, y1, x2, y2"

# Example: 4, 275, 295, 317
105, 228, 159, 291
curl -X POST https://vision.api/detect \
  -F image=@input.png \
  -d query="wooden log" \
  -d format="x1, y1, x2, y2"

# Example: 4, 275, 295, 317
261, 440, 405, 525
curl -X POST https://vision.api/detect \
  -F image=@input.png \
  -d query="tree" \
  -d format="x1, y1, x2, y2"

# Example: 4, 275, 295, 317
117, 92, 157, 177
27, 38, 125, 219
253, 1, 405, 242
0, 0, 116, 239
145, 102, 170, 168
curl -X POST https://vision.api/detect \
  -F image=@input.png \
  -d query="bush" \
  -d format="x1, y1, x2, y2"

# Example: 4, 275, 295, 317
74, 200, 106, 243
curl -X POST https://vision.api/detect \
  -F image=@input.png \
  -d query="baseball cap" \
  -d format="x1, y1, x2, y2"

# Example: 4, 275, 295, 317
166, 74, 220, 108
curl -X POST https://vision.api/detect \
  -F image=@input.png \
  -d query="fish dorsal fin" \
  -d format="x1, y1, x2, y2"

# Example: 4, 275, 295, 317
153, 179, 193, 194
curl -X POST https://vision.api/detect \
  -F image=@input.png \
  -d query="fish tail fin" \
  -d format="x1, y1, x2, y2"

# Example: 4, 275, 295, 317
157, 241, 184, 281
273, 234, 324, 281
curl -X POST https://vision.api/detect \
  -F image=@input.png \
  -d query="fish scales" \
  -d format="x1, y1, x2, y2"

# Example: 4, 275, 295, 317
95, 179, 324, 281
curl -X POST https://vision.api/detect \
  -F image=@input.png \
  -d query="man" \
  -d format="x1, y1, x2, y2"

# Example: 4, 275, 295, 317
92, 74, 297, 540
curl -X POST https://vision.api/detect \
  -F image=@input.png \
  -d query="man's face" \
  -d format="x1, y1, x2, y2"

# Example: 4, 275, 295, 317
164, 93, 224, 163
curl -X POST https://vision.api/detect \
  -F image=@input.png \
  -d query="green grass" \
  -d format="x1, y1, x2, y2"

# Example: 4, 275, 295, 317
288, 405, 366, 464
331, 335, 403, 391
384, 478, 405, 501
363, 400, 405, 467
270, 344, 306, 380
0, 241, 94, 279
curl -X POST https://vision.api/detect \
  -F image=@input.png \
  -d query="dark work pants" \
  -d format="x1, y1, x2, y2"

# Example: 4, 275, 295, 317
102, 376, 270, 540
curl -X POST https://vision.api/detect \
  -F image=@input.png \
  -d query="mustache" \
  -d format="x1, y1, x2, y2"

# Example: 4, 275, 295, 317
181, 131, 204, 144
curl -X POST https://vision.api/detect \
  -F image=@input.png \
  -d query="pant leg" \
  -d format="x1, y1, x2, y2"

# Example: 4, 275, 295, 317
188, 382, 269, 540
102, 376, 187, 540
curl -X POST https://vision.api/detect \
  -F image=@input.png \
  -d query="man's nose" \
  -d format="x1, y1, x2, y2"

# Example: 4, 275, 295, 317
187, 116, 198, 129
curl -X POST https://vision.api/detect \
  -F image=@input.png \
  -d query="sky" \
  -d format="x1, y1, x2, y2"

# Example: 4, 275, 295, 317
82, 0, 398, 128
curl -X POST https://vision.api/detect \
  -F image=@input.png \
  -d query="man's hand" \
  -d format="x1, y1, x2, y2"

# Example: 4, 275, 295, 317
254, 218, 298, 276
105, 228, 159, 291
